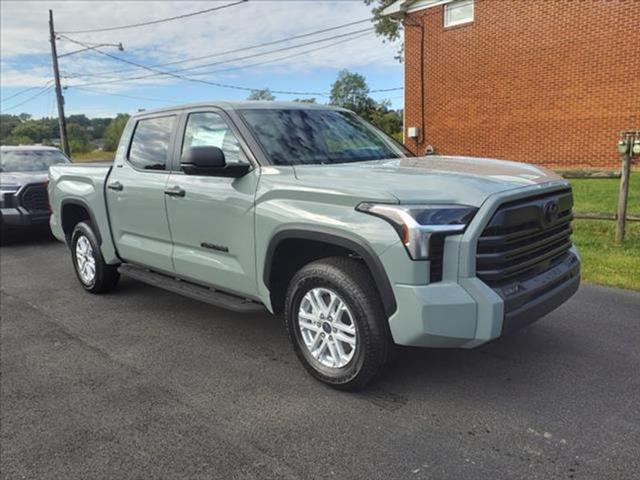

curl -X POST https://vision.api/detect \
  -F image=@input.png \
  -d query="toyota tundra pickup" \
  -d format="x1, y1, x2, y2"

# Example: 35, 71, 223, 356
49, 102, 580, 389
1, 146, 70, 243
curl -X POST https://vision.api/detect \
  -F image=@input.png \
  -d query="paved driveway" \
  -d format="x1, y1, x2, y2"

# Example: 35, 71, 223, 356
1, 234, 639, 479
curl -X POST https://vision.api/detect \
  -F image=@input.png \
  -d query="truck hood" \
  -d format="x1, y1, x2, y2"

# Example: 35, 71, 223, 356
293, 156, 566, 207
0, 170, 49, 188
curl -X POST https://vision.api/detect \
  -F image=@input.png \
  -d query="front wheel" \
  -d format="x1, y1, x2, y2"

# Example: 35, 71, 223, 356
284, 257, 390, 390
71, 222, 119, 293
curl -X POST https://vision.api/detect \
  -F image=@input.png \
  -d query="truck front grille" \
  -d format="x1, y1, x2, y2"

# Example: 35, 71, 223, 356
19, 183, 49, 212
476, 189, 574, 287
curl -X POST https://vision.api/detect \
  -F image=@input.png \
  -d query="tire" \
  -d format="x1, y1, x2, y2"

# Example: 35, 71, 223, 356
70, 222, 119, 294
284, 257, 390, 391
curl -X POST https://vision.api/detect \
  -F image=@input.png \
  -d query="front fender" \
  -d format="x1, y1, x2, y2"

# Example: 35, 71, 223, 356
262, 226, 398, 317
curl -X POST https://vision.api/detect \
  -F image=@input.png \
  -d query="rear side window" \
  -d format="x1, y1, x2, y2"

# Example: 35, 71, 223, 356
128, 115, 175, 170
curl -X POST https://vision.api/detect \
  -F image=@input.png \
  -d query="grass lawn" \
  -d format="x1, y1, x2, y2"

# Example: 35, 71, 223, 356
569, 173, 639, 290
572, 220, 640, 291
71, 150, 115, 163
570, 172, 639, 215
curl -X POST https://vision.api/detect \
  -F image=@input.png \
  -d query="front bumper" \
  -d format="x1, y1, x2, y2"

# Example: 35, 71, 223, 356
1, 207, 50, 228
384, 181, 581, 349
497, 252, 580, 335
387, 248, 580, 349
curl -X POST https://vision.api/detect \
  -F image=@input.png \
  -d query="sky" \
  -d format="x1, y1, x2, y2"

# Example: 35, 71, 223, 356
0, 0, 404, 119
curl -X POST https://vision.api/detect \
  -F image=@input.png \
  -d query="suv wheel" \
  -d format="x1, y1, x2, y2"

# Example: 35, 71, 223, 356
285, 257, 390, 390
71, 222, 119, 293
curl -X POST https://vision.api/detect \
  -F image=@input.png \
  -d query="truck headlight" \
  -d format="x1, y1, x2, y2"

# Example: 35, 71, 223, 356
356, 203, 477, 260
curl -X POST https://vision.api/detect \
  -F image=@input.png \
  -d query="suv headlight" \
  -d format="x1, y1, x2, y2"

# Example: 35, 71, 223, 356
356, 203, 477, 260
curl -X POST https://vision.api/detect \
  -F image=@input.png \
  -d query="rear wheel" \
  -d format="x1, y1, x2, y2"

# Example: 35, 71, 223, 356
285, 257, 390, 390
71, 222, 119, 293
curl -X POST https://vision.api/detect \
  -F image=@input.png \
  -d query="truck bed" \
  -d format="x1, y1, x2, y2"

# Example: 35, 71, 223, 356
48, 162, 119, 263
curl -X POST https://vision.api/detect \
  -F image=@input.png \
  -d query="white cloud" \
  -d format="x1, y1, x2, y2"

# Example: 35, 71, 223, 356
1, 0, 401, 89
0, 63, 53, 87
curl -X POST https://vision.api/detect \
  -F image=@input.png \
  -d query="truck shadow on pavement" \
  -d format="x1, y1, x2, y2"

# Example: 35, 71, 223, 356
1, 228, 57, 247
113, 275, 581, 406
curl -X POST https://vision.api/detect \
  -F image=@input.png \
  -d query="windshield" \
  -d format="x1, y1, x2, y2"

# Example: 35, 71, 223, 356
239, 109, 408, 166
0, 149, 70, 172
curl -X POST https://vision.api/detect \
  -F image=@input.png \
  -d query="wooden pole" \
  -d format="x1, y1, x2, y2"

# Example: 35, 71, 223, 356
615, 145, 632, 244
49, 10, 70, 156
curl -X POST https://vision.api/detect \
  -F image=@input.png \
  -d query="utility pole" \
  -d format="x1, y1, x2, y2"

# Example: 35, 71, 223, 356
49, 9, 70, 156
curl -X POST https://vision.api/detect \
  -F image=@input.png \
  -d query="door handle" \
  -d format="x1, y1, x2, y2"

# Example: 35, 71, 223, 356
164, 186, 186, 197
108, 181, 123, 191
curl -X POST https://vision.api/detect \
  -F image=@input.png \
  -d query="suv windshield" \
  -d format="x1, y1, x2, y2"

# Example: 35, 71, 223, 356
239, 109, 407, 166
0, 150, 70, 172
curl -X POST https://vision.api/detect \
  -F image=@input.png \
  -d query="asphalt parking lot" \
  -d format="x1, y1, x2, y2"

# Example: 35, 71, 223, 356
1, 233, 639, 480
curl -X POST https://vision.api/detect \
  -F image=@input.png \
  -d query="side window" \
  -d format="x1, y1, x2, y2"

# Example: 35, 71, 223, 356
128, 115, 176, 171
182, 112, 248, 165
444, 0, 474, 27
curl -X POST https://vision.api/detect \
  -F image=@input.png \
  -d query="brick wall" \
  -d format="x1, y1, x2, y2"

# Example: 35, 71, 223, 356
403, 0, 640, 169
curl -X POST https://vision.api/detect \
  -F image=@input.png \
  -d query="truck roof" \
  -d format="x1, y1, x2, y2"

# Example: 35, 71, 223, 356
131, 101, 344, 118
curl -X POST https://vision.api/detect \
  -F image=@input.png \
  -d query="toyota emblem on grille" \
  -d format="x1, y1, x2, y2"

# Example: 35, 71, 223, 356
543, 200, 559, 224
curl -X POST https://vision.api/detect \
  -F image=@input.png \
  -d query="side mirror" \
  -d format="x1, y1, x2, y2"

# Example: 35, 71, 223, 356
181, 146, 250, 177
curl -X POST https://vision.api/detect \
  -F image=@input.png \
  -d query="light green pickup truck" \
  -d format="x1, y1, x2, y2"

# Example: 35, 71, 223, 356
49, 102, 580, 389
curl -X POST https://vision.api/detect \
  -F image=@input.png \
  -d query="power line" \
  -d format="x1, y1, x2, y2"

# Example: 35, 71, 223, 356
62, 27, 373, 87
60, 18, 373, 80
71, 86, 171, 103
0, 86, 54, 113
369, 87, 404, 93
60, 31, 402, 99
0, 81, 54, 103
182, 31, 375, 78
63, 30, 375, 98
58, 37, 329, 96
63, 33, 405, 100
56, 0, 248, 35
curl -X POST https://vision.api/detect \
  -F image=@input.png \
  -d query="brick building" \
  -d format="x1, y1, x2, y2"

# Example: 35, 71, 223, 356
384, 0, 640, 169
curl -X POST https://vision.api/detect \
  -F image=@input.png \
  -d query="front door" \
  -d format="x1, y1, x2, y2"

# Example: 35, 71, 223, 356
165, 110, 259, 297
106, 114, 177, 273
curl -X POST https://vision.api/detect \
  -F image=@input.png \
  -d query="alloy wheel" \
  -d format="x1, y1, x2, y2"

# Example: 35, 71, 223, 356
75, 235, 96, 284
298, 287, 357, 369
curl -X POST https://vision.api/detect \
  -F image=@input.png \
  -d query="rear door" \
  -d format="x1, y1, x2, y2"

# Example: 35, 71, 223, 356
106, 114, 177, 273
164, 109, 260, 297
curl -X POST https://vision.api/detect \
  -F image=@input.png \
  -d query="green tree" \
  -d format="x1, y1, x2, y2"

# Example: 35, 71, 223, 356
67, 123, 91, 154
330, 71, 403, 139
3, 135, 34, 146
0, 114, 22, 142
368, 102, 403, 140
90, 117, 112, 139
67, 114, 91, 128
11, 120, 53, 144
364, 0, 403, 60
247, 89, 276, 101
330, 70, 376, 117
104, 114, 130, 151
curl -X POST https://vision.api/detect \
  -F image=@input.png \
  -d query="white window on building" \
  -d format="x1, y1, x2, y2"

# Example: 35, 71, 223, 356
444, 0, 474, 27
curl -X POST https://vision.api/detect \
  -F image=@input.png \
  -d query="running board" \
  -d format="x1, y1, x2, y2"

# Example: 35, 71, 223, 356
118, 264, 265, 313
